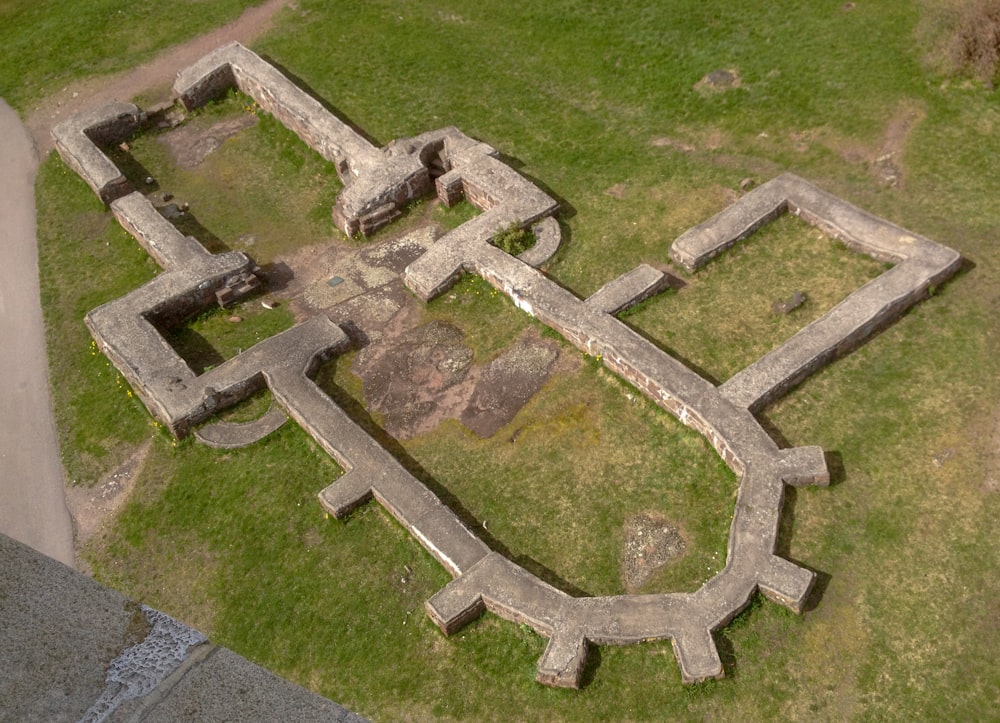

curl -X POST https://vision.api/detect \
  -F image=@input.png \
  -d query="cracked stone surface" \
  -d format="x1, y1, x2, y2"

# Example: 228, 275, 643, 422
80, 607, 208, 723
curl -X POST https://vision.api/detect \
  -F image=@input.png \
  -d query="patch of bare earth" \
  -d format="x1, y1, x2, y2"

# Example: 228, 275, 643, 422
354, 319, 477, 439
352, 316, 561, 440
64, 439, 153, 570
460, 331, 561, 438
620, 512, 686, 592
159, 114, 258, 169
693, 68, 743, 96
826, 100, 927, 187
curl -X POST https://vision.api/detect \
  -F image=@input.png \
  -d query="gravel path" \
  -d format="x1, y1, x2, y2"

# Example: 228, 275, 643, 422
0, 98, 75, 567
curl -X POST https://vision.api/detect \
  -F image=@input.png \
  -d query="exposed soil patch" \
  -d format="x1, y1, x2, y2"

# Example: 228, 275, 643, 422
831, 100, 926, 188
620, 512, 686, 592
348, 313, 560, 440
650, 137, 696, 153
353, 320, 477, 439
605, 182, 629, 199
872, 102, 926, 188
694, 68, 742, 95
159, 114, 258, 169
461, 332, 561, 438
282, 227, 436, 315
64, 439, 153, 568
271, 224, 563, 440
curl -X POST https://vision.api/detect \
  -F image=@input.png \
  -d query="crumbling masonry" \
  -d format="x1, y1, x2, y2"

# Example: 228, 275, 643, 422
53, 42, 962, 688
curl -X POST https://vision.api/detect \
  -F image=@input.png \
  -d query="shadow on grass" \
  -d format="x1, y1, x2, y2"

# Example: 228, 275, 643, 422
715, 631, 738, 679
713, 593, 761, 679
313, 356, 593, 599
775, 485, 832, 613
162, 326, 225, 375
258, 260, 293, 292
753, 414, 848, 490
168, 209, 230, 254
579, 644, 603, 688
495, 151, 578, 224
615, 314, 723, 386
261, 55, 384, 149
102, 144, 159, 196
824, 450, 846, 487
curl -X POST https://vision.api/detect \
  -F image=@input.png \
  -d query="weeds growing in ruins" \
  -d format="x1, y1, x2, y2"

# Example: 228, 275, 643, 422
491, 223, 536, 256
948, 0, 1000, 87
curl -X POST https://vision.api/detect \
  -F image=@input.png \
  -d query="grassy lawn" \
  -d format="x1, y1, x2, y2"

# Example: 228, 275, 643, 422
0, 0, 268, 112
622, 215, 890, 383
30, 1, 1000, 720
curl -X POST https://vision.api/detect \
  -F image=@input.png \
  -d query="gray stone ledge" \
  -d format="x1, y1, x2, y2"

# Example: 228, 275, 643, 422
51, 102, 143, 204
585, 263, 670, 315
0, 533, 363, 722
670, 178, 788, 271
111, 192, 211, 270
518, 215, 562, 267
194, 404, 288, 448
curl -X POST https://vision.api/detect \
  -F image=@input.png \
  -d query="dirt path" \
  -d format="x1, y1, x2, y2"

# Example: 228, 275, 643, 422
25, 0, 291, 156
0, 98, 75, 567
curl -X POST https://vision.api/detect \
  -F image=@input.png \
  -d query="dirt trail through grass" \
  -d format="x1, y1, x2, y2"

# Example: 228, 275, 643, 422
24, 0, 290, 156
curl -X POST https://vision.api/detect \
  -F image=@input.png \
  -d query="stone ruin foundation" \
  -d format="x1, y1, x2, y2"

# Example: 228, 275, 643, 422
53, 42, 962, 688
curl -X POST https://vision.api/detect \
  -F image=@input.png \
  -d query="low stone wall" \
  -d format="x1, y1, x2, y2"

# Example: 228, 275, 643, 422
111, 191, 216, 270
51, 102, 144, 204
57, 43, 963, 692
173, 43, 563, 241
194, 404, 288, 448
175, 42, 376, 180
669, 174, 963, 412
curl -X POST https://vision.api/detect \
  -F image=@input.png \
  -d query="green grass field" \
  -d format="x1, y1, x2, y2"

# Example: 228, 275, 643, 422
24, 1, 1000, 720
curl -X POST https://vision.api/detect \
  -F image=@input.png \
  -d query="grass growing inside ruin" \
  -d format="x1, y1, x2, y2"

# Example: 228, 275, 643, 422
214, 387, 275, 424
31, 1, 1000, 720
622, 215, 889, 382
316, 341, 736, 597
116, 91, 342, 267
163, 301, 296, 375
423, 275, 532, 363
402, 366, 736, 596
